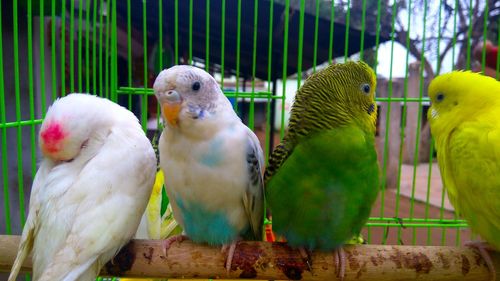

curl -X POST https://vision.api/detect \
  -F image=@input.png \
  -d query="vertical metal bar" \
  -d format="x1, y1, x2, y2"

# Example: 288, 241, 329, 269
159, 0, 163, 70
142, 0, 148, 131
465, 0, 473, 70
379, 0, 398, 245
234, 0, 242, 111
343, 0, 351, 60
27, 0, 37, 185
280, 0, 290, 140
480, 1, 488, 74
70, 0, 75, 92
359, 0, 367, 60
312, 0, 319, 73
13, 0, 26, 227
51, 0, 57, 101
296, 0, 304, 90
189, 0, 193, 64
157, 0, 164, 130
105, 0, 110, 99
174, 0, 179, 64
220, 0, 226, 87
0, 0, 11, 235
328, 1, 335, 64
249, 0, 259, 130
265, 0, 274, 163
372, 0, 383, 75
126, 0, 132, 109
394, 0, 414, 245
86, 0, 90, 92
409, 0, 429, 246
111, 0, 118, 101
39, 0, 47, 112
99, 0, 104, 96
426, 0, 444, 246
78, 0, 83, 92
61, 0, 66, 96
205, 0, 210, 71
93, 0, 97, 94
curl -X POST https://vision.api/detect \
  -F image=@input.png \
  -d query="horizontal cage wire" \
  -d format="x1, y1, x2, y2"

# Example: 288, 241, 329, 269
0, 0, 499, 279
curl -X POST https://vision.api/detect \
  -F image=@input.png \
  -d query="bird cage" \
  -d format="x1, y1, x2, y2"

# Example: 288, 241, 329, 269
0, 0, 498, 280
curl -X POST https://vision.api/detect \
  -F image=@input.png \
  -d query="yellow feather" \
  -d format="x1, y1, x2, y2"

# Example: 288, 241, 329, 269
145, 170, 164, 239
428, 71, 500, 249
145, 170, 183, 239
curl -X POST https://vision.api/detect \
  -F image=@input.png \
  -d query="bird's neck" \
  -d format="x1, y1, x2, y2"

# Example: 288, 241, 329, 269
171, 108, 239, 140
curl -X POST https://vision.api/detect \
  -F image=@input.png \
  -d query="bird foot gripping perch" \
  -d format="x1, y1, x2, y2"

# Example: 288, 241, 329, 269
222, 239, 242, 274
298, 247, 313, 272
465, 241, 496, 281
161, 234, 189, 257
334, 247, 346, 281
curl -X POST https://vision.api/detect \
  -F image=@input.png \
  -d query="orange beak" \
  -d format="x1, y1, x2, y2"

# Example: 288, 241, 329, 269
162, 102, 182, 127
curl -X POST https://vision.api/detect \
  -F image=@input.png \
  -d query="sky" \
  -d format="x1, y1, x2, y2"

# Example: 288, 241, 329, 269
370, 1, 468, 79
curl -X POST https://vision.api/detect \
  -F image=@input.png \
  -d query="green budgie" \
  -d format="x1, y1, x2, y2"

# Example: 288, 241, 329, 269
265, 61, 380, 279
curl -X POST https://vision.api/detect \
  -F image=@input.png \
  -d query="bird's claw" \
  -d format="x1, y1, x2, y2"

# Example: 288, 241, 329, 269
333, 247, 346, 281
161, 234, 189, 257
222, 241, 239, 274
465, 241, 496, 281
298, 247, 313, 272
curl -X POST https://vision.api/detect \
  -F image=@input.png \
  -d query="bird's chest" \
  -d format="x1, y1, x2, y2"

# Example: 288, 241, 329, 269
160, 132, 248, 205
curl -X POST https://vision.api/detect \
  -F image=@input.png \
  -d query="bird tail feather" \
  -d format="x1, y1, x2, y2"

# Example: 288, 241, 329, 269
8, 219, 35, 281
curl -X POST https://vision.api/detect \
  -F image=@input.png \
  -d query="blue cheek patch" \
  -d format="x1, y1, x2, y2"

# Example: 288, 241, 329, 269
198, 109, 205, 119
176, 199, 239, 245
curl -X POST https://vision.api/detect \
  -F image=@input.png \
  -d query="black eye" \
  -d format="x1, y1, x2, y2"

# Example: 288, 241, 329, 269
192, 81, 201, 91
436, 93, 445, 102
361, 84, 370, 94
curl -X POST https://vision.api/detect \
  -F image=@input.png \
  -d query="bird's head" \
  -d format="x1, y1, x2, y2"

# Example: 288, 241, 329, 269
290, 61, 378, 135
39, 94, 116, 162
153, 65, 234, 135
427, 71, 500, 139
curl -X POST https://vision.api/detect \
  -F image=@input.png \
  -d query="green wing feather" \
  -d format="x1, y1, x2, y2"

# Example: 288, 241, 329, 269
266, 126, 379, 251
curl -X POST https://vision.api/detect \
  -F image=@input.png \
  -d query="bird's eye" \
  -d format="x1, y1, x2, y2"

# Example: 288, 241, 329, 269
361, 83, 371, 94
436, 93, 445, 102
192, 81, 201, 91
80, 139, 89, 149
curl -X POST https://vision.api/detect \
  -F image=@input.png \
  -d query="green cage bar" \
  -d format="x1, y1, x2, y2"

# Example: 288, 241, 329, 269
2, 1, 500, 272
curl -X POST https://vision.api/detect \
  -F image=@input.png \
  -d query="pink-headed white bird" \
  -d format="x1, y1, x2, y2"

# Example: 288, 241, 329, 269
8, 93, 156, 281
153, 65, 265, 272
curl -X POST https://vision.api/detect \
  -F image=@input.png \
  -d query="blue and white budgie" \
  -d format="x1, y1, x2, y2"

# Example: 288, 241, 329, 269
153, 65, 265, 271
8, 94, 156, 281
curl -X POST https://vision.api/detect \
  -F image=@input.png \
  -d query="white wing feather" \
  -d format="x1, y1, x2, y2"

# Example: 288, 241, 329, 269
36, 127, 155, 281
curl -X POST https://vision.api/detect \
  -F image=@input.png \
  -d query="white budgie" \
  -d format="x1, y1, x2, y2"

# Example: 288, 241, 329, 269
8, 93, 156, 281
153, 65, 265, 271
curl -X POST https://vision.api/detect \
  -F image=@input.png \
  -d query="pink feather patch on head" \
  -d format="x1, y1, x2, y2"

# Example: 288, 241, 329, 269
40, 121, 67, 153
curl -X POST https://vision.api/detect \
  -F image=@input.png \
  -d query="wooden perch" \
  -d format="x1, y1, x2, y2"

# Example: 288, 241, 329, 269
1, 235, 499, 280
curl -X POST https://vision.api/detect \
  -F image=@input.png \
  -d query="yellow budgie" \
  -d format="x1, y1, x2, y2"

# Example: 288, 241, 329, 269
427, 71, 500, 280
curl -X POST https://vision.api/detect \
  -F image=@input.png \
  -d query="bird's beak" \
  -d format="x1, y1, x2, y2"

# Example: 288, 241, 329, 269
160, 90, 183, 127
163, 103, 182, 127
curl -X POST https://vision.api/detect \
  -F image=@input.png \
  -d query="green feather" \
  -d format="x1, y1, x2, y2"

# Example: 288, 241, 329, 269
266, 126, 379, 250
264, 61, 377, 183
265, 61, 380, 251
